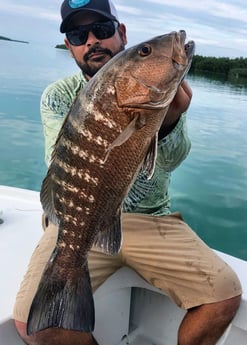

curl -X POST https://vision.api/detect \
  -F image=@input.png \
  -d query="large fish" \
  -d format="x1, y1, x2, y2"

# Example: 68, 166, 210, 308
27, 30, 195, 335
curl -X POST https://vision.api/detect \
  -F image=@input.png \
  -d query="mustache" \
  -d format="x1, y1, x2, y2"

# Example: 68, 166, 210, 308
84, 46, 113, 61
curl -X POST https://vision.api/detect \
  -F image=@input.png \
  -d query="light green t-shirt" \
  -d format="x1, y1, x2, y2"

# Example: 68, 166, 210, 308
40, 71, 191, 216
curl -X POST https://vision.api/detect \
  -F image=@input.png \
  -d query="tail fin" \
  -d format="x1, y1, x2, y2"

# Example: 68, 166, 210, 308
27, 260, 94, 335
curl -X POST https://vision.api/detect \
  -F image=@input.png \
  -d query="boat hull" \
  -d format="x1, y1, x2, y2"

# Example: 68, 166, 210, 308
0, 185, 246, 345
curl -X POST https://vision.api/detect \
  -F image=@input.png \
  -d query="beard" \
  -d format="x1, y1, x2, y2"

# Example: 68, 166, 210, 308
75, 44, 125, 78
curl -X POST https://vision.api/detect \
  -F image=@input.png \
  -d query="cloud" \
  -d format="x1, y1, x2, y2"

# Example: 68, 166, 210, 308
0, 1, 59, 21
142, 0, 247, 23
115, 4, 142, 16
0, 0, 246, 56
114, 0, 247, 56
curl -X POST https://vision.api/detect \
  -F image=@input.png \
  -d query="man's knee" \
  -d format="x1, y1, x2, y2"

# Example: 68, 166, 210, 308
218, 294, 241, 320
14, 320, 98, 345
15, 320, 26, 337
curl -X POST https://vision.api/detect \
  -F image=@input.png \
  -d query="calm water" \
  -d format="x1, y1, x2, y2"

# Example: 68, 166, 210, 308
1, 41, 247, 260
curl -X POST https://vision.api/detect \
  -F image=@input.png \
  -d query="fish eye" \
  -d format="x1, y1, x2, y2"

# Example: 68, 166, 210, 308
138, 44, 152, 57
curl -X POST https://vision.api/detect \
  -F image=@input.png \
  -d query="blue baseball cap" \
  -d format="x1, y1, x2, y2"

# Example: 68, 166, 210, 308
60, 0, 119, 33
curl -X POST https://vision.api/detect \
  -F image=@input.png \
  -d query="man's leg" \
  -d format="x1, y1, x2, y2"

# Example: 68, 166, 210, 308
13, 218, 122, 345
121, 213, 242, 345
15, 297, 240, 345
15, 321, 99, 345
178, 295, 241, 345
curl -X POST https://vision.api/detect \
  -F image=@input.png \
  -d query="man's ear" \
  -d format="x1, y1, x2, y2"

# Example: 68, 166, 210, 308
64, 38, 74, 58
118, 23, 127, 46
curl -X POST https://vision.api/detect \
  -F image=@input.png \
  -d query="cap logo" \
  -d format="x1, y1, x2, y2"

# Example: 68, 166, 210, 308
69, 0, 90, 9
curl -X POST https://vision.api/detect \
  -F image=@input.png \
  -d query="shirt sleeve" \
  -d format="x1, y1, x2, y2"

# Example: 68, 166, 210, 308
123, 113, 191, 215
156, 112, 191, 172
40, 73, 85, 166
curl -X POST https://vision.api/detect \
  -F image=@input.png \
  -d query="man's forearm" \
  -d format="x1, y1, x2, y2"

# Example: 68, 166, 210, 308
158, 80, 192, 139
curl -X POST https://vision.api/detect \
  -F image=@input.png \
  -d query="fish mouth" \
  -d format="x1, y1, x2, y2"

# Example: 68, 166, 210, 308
171, 30, 195, 67
178, 30, 195, 58
185, 40, 195, 58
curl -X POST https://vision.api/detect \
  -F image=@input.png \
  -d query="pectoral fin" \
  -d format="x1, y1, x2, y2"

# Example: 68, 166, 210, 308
141, 132, 158, 179
104, 113, 145, 162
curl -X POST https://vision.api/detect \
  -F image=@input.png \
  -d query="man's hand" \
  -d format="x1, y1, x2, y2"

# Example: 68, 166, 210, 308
159, 80, 192, 138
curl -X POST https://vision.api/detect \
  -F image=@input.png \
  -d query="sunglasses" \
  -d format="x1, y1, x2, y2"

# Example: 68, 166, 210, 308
66, 20, 119, 46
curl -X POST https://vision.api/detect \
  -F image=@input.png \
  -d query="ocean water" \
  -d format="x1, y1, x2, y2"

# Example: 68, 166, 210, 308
1, 41, 247, 260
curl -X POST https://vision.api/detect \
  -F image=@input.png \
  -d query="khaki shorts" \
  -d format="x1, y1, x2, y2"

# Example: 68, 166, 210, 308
13, 212, 242, 322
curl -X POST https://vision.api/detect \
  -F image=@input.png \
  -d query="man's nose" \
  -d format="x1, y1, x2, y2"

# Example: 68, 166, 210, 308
86, 31, 101, 46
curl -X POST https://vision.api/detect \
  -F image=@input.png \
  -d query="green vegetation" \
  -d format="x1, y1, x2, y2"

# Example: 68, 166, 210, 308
55, 43, 246, 79
54, 43, 247, 83
190, 55, 247, 80
55, 44, 67, 50
5, 36, 244, 81
0, 35, 29, 44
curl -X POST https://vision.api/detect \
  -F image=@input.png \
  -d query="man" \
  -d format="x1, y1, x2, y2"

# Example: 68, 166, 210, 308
13, 1, 242, 345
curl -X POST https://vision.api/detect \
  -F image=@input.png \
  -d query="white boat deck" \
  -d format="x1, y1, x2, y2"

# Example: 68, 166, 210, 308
0, 185, 247, 345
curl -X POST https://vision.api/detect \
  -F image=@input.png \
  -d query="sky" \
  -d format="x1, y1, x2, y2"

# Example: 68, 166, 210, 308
0, 0, 247, 58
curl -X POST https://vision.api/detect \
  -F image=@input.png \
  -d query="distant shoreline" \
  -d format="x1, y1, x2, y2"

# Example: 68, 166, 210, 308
0, 35, 29, 44
54, 43, 247, 79
2, 37, 246, 79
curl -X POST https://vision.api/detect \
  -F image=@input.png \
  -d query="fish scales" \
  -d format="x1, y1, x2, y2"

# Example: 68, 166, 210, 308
27, 30, 195, 335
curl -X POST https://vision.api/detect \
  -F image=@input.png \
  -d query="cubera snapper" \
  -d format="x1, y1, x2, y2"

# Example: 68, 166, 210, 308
27, 30, 195, 335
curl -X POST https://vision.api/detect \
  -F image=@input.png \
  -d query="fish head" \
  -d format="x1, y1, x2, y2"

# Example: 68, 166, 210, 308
114, 30, 195, 110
